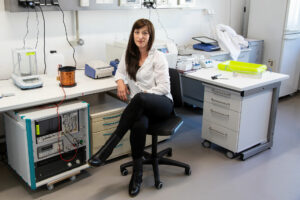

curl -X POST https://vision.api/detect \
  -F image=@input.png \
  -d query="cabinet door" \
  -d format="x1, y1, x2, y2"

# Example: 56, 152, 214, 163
279, 35, 300, 97
181, 76, 204, 102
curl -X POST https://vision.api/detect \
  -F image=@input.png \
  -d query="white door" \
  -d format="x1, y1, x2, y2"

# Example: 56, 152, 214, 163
279, 33, 300, 97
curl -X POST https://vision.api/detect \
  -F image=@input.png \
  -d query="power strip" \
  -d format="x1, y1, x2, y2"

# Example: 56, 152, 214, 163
18, 0, 59, 8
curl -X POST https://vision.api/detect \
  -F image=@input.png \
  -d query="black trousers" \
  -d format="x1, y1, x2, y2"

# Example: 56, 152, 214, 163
114, 92, 173, 159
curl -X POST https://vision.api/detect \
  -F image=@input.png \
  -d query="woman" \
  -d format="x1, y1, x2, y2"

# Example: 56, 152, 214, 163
88, 18, 173, 197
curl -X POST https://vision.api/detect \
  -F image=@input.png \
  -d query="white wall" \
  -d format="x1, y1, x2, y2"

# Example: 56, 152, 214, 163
0, 0, 245, 136
0, 0, 244, 79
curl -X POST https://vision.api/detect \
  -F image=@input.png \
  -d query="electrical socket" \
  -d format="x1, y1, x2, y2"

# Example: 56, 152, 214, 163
39, 0, 46, 6
34, 0, 40, 6
51, 0, 59, 5
18, 0, 36, 8
18, 0, 28, 8
45, 0, 52, 6
267, 59, 274, 71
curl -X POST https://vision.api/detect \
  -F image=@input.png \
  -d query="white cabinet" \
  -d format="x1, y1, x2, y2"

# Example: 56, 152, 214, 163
202, 84, 273, 153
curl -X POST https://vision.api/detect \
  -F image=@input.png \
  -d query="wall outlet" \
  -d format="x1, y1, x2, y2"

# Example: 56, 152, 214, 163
267, 59, 274, 71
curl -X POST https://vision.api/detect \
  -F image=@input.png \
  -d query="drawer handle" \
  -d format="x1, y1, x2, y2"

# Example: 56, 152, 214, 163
103, 114, 121, 120
103, 121, 119, 126
209, 127, 227, 137
103, 133, 113, 136
211, 98, 230, 107
211, 88, 231, 98
210, 109, 229, 118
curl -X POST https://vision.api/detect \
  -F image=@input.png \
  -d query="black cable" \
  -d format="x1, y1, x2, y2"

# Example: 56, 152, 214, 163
56, 4, 77, 68
34, 7, 40, 49
23, 7, 30, 48
38, 5, 47, 74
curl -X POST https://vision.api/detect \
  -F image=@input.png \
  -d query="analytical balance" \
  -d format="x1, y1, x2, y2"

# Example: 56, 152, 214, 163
11, 48, 43, 89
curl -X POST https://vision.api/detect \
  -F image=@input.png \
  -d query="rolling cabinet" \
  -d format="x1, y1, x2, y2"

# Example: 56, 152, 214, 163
201, 84, 273, 158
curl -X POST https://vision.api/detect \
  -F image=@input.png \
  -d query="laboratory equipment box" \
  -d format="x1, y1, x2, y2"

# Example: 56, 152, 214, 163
4, 100, 90, 190
201, 84, 272, 158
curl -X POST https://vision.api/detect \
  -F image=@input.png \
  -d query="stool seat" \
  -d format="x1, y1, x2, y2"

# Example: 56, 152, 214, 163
148, 115, 183, 136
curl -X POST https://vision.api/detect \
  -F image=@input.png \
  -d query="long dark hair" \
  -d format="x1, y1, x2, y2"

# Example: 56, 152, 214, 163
125, 19, 155, 81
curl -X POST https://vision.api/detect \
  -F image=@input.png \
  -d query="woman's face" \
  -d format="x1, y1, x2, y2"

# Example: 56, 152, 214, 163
133, 26, 150, 51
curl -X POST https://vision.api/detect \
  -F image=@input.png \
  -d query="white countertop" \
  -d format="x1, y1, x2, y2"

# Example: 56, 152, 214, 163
0, 71, 117, 112
184, 67, 289, 92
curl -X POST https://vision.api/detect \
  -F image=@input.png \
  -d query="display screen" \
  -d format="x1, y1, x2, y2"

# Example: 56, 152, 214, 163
36, 116, 62, 137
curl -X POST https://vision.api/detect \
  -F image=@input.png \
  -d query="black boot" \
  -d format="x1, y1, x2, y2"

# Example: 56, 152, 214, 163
88, 134, 121, 167
129, 158, 143, 197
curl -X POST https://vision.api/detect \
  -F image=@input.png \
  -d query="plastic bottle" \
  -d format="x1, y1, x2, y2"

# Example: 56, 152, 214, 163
46, 50, 65, 77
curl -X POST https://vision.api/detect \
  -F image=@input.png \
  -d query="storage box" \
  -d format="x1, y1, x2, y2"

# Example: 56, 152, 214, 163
218, 61, 267, 78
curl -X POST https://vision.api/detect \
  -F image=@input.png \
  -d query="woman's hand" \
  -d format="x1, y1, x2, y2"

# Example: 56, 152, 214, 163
117, 79, 130, 101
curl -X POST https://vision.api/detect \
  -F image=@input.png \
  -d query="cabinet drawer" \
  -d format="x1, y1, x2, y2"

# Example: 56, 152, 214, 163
204, 87, 242, 112
203, 102, 241, 131
91, 128, 112, 147
202, 120, 238, 152
91, 118, 120, 132
90, 109, 123, 123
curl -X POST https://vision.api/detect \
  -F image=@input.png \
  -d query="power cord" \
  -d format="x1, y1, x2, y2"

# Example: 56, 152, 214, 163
37, 5, 47, 74
34, 7, 40, 49
22, 7, 30, 48
56, 4, 77, 68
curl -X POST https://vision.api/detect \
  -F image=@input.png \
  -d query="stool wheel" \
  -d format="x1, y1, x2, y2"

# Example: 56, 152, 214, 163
121, 168, 128, 176
185, 168, 191, 176
155, 181, 163, 189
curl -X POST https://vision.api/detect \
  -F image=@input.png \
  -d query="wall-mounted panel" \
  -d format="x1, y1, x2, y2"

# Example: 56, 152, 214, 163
4, 0, 193, 12
4, 0, 121, 12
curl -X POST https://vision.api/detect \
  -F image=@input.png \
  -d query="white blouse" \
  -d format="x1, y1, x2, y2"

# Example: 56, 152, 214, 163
114, 48, 173, 101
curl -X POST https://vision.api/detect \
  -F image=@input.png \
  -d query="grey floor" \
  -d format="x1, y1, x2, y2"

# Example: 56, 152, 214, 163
0, 93, 300, 200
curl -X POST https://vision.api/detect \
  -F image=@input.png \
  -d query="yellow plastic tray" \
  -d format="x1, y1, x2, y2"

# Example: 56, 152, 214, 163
218, 61, 267, 75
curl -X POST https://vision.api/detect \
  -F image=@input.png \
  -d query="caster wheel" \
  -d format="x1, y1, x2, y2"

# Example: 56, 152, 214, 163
155, 181, 163, 189
167, 149, 172, 157
70, 175, 76, 181
185, 168, 191, 176
47, 184, 54, 191
225, 151, 235, 159
121, 168, 128, 176
202, 140, 211, 148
